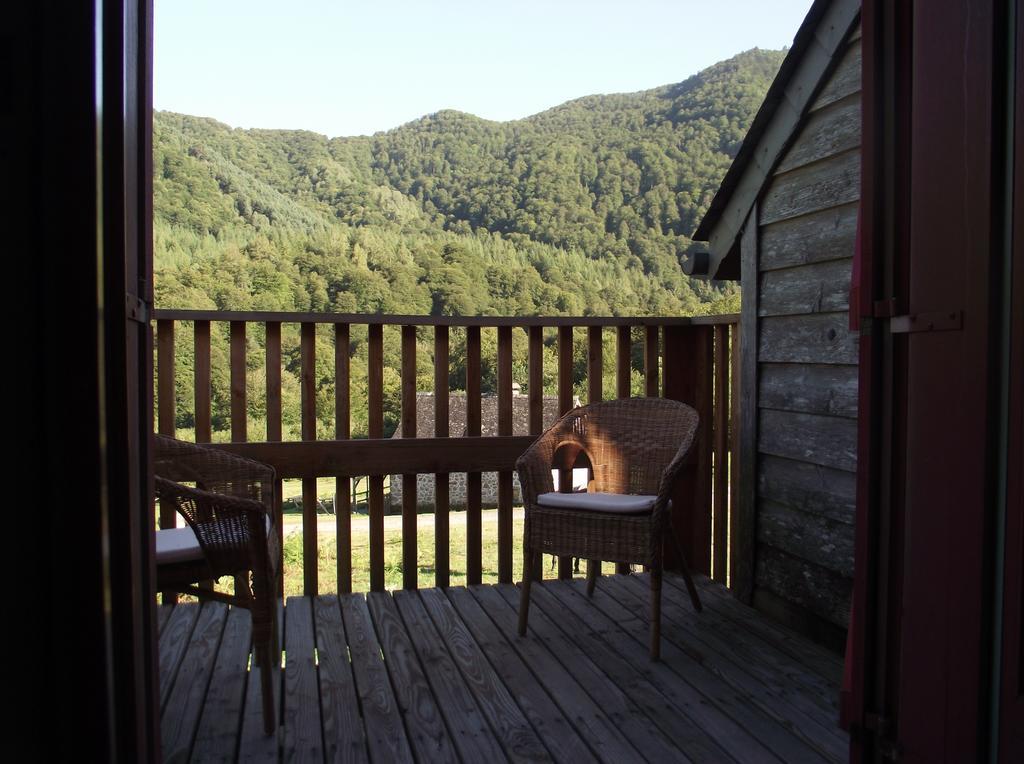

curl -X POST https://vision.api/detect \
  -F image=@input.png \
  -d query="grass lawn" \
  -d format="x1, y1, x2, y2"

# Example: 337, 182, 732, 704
280, 513, 618, 595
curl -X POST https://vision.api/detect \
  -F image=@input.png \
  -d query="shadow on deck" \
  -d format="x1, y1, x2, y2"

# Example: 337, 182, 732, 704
158, 574, 847, 762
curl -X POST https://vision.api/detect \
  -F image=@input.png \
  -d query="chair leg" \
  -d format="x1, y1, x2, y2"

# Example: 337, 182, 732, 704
518, 549, 536, 636
586, 559, 599, 597
650, 565, 662, 661
667, 522, 703, 613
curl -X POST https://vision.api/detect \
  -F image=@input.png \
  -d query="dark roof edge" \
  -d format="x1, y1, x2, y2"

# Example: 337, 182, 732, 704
691, 0, 860, 276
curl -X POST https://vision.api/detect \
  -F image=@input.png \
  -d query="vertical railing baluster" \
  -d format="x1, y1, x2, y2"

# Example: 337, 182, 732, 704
401, 325, 418, 590
695, 326, 714, 577
368, 324, 385, 592
713, 325, 730, 583
157, 319, 176, 603
157, 319, 175, 438
557, 325, 574, 579
434, 326, 450, 589
229, 321, 247, 443
194, 320, 211, 443
616, 325, 631, 399
663, 325, 713, 576
335, 323, 352, 594
615, 325, 632, 574
466, 326, 482, 585
497, 326, 513, 584
300, 322, 318, 596
586, 326, 603, 582
644, 325, 659, 398
527, 325, 544, 582
265, 321, 283, 597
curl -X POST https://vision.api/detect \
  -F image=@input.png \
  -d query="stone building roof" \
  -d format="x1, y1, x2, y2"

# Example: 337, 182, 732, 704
390, 391, 576, 438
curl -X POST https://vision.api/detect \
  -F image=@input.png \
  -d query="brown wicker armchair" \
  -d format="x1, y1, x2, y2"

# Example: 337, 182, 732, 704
153, 435, 280, 734
515, 397, 703, 659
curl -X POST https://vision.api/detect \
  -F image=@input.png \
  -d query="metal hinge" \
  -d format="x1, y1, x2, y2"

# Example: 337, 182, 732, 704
889, 309, 963, 334
126, 293, 149, 324
864, 712, 904, 761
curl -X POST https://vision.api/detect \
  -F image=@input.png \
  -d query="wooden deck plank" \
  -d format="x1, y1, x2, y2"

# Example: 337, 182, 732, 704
340, 594, 415, 764
672, 575, 844, 683
546, 578, 832, 763
282, 596, 323, 761
157, 604, 173, 633
161, 602, 228, 763
366, 592, 457, 763
237, 602, 282, 763
605, 575, 847, 762
161, 582, 849, 763
159, 603, 201, 710
391, 589, 507, 763
657, 575, 842, 711
444, 587, 596, 762
417, 588, 551, 762
533, 581, 777, 763
313, 596, 369, 764
467, 585, 644, 764
191, 607, 252, 764
490, 584, 692, 763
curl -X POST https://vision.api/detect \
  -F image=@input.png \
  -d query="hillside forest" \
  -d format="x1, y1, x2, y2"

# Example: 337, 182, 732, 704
154, 48, 783, 440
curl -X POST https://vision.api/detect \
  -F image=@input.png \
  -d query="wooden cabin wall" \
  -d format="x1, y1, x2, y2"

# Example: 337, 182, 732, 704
750, 26, 861, 650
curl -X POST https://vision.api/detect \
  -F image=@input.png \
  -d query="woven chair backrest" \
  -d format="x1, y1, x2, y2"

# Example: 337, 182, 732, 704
550, 398, 699, 496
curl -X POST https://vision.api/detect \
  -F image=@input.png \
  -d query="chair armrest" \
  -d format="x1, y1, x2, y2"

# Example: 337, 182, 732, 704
155, 476, 277, 578
652, 419, 700, 525
516, 435, 556, 511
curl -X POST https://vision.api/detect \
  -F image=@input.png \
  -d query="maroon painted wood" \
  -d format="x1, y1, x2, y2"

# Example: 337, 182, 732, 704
999, 9, 1024, 758
895, 2, 997, 759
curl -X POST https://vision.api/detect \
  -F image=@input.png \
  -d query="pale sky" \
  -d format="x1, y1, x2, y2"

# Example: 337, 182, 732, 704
155, 0, 814, 138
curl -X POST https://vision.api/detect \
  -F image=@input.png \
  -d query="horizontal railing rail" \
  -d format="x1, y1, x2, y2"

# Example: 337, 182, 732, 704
152, 311, 739, 599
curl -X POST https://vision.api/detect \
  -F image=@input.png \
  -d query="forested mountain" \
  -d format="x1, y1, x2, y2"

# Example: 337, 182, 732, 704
154, 48, 782, 437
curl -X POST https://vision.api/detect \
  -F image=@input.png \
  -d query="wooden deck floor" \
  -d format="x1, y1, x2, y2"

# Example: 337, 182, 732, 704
158, 574, 847, 763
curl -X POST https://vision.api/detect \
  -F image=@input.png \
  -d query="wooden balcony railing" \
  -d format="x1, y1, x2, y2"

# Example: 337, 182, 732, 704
153, 310, 739, 597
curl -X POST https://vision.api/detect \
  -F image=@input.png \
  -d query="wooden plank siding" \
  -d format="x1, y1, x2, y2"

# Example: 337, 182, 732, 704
749, 28, 861, 646
160, 577, 847, 763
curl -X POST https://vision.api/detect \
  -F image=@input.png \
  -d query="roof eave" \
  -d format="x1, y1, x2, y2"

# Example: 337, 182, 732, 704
691, 0, 861, 280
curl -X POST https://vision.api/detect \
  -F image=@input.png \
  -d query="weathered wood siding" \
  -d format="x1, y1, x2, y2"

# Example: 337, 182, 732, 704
751, 27, 861, 648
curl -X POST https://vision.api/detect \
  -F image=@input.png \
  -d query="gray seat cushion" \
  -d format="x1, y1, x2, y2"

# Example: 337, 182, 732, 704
536, 491, 659, 514
155, 526, 204, 564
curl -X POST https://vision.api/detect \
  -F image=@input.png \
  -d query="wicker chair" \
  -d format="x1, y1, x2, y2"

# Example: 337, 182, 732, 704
515, 397, 703, 659
153, 435, 280, 734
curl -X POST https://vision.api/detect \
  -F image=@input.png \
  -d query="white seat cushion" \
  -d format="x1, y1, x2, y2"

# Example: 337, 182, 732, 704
536, 492, 658, 514
155, 526, 204, 565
